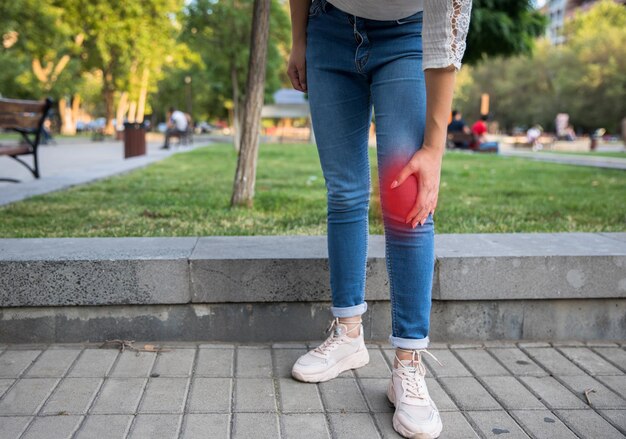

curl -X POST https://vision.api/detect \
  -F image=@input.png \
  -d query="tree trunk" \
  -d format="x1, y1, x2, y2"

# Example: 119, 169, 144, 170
230, 0, 271, 208
137, 67, 150, 123
231, 65, 242, 152
70, 94, 81, 134
116, 91, 129, 132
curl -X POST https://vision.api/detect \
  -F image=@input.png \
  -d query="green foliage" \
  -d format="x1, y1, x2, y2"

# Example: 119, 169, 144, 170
464, 0, 547, 64
0, 145, 623, 237
456, 0, 626, 133
151, 0, 291, 121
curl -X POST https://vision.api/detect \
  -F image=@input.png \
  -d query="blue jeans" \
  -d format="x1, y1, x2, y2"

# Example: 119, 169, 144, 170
306, 0, 434, 349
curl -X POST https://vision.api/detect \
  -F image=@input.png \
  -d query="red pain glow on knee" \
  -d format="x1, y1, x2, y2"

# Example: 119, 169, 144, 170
379, 157, 418, 223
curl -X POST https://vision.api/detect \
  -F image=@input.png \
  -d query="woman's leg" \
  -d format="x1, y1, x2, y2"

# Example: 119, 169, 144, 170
368, 14, 435, 354
291, 1, 374, 383
306, 3, 373, 323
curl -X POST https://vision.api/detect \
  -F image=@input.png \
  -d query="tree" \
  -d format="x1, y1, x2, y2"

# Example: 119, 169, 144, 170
463, 0, 547, 64
231, 0, 271, 207
181, 0, 289, 149
455, 0, 626, 134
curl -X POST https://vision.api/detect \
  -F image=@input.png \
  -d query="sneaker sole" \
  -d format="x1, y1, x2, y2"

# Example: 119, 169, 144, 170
387, 382, 443, 439
291, 348, 369, 383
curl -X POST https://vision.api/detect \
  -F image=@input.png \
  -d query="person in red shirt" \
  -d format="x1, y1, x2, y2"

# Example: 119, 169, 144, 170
470, 115, 498, 151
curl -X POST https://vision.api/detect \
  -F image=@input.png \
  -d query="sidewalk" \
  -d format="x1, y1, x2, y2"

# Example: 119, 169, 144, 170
498, 150, 626, 170
0, 136, 213, 206
0, 341, 624, 438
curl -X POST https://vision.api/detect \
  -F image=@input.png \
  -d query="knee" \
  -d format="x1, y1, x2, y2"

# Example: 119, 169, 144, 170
327, 188, 370, 215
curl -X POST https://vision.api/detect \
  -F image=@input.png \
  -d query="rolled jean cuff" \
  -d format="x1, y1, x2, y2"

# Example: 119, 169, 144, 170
331, 302, 368, 318
389, 335, 430, 350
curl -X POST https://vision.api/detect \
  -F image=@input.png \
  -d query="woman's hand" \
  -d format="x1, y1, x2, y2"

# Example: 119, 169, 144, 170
390, 145, 443, 228
287, 41, 307, 92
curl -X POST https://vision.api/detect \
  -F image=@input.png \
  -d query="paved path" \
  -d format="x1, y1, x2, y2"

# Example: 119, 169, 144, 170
498, 150, 626, 170
0, 341, 624, 438
0, 136, 213, 206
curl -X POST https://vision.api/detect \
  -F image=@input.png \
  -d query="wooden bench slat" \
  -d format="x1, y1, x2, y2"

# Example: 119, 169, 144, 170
0, 145, 32, 156
0, 114, 42, 130
0, 99, 47, 113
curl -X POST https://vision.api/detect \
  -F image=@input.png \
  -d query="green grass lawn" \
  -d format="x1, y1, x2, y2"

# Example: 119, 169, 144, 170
0, 143, 624, 237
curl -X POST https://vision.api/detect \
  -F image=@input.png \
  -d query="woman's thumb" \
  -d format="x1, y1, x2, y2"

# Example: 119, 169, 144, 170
390, 160, 418, 189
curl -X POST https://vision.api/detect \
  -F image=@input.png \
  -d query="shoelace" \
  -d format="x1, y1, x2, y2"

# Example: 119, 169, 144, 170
394, 349, 442, 399
313, 317, 361, 356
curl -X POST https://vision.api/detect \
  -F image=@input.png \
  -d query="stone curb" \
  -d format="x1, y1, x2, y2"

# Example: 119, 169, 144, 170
1, 233, 624, 307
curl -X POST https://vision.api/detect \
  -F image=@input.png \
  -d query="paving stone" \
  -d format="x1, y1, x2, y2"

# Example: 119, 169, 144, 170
590, 347, 626, 373
152, 348, 196, 377
198, 343, 235, 349
0, 350, 41, 378
138, 377, 189, 413
0, 378, 14, 397
195, 348, 234, 377
586, 341, 620, 347
188, 377, 232, 413
68, 349, 118, 378
482, 341, 518, 348
597, 375, 626, 398
281, 413, 331, 439
328, 413, 381, 439
21, 415, 83, 439
510, 410, 578, 439
234, 378, 277, 412
453, 349, 510, 376
278, 378, 323, 413
359, 378, 393, 413
482, 376, 546, 410
0, 416, 32, 438
129, 414, 182, 438
319, 378, 368, 413
488, 348, 547, 376
438, 377, 501, 410
524, 348, 585, 376
558, 375, 626, 409
0, 378, 59, 415
236, 347, 272, 377
466, 411, 530, 438
272, 348, 306, 378
449, 343, 484, 349
74, 414, 133, 439
90, 378, 146, 414
426, 378, 459, 412
557, 347, 623, 376
355, 349, 391, 378
518, 342, 551, 348
41, 378, 103, 415
440, 412, 480, 438
422, 349, 471, 378
552, 341, 585, 347
556, 409, 623, 438
109, 351, 156, 377
271, 343, 307, 349
181, 413, 230, 439
599, 409, 626, 433
232, 413, 279, 439
24, 349, 81, 378
519, 376, 588, 409
373, 412, 403, 438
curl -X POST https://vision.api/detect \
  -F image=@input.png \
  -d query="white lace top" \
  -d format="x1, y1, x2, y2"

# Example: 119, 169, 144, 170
325, 0, 472, 71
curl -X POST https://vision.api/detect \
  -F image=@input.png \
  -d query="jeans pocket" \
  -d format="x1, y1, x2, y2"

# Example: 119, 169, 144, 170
308, 0, 327, 18
395, 10, 423, 24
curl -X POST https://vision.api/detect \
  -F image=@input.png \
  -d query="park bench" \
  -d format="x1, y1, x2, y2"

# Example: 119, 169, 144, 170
446, 131, 474, 149
0, 97, 53, 182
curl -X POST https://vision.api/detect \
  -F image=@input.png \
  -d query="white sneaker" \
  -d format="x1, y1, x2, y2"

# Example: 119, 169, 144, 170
292, 318, 369, 383
387, 350, 443, 439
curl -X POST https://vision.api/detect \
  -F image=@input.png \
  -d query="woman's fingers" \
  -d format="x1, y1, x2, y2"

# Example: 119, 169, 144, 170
390, 160, 417, 189
287, 64, 303, 91
298, 65, 307, 91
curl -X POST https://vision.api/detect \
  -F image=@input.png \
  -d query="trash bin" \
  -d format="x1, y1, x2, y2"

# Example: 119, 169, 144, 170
124, 122, 146, 158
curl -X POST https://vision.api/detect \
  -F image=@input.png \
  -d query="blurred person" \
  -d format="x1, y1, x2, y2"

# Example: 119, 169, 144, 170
447, 110, 471, 148
161, 106, 188, 149
471, 115, 498, 151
